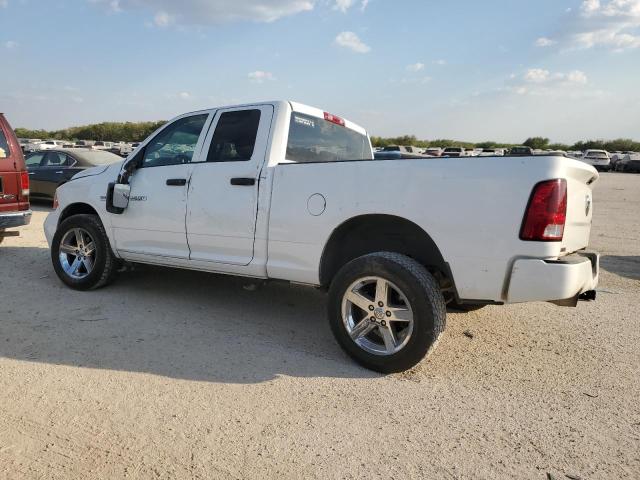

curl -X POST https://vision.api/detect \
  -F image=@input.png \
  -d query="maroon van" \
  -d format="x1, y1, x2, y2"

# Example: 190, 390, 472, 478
0, 113, 31, 243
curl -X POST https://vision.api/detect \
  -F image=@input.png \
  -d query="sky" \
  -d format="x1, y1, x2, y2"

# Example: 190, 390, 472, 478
1, 0, 639, 143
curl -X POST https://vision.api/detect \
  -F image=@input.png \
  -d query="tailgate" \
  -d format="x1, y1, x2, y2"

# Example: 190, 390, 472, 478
0, 137, 20, 213
562, 160, 598, 254
0, 167, 21, 212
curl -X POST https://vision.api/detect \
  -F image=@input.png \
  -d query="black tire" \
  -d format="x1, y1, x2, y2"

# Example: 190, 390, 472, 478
328, 252, 446, 373
51, 214, 119, 290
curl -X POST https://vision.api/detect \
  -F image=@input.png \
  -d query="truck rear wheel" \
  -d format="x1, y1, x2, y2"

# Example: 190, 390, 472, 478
51, 214, 118, 290
328, 252, 446, 373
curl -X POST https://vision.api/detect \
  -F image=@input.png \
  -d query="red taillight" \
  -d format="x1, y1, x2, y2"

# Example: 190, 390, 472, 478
520, 179, 567, 242
52, 191, 59, 210
324, 112, 345, 127
20, 171, 30, 197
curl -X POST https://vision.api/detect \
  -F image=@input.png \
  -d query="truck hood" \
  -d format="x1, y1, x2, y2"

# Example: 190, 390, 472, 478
71, 160, 124, 180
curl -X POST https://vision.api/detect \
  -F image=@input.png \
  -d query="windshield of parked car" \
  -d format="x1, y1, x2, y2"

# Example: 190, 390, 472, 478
286, 112, 372, 163
444, 148, 462, 152
587, 151, 608, 158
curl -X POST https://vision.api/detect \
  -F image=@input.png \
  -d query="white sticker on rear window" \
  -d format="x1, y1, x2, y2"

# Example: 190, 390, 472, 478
294, 115, 315, 128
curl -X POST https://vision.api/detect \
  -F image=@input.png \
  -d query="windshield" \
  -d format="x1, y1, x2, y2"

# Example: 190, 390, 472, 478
286, 112, 372, 163
587, 152, 608, 158
444, 148, 462, 152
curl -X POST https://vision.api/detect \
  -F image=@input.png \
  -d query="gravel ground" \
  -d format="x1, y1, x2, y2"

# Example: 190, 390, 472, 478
0, 173, 638, 480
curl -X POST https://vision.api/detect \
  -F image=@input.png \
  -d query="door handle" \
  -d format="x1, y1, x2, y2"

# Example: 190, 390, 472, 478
230, 178, 255, 186
55, 171, 64, 174
166, 178, 187, 186
28, 172, 35, 175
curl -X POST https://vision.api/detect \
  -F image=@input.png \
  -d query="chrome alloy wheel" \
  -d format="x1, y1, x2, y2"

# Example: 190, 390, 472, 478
58, 228, 96, 280
341, 276, 414, 356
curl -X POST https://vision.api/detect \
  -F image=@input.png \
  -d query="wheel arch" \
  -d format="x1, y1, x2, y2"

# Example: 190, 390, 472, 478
319, 214, 455, 294
58, 202, 101, 226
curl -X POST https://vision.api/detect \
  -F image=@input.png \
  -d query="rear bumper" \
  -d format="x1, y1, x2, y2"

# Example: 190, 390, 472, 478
506, 251, 599, 305
0, 210, 32, 230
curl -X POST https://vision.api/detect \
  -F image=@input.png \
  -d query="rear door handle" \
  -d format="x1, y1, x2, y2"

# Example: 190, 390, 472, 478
166, 178, 187, 186
55, 171, 64, 174
230, 178, 255, 186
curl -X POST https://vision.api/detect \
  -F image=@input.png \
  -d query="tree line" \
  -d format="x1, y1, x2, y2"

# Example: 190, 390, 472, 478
14, 121, 167, 143
371, 135, 640, 152
15, 121, 640, 152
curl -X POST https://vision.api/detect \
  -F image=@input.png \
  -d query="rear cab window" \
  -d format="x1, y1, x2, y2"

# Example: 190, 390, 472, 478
285, 112, 372, 163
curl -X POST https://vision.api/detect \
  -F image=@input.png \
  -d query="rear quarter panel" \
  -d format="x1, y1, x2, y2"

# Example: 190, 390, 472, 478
267, 156, 596, 302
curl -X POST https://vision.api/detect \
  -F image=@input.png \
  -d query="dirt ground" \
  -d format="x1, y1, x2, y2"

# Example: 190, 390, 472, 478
0, 173, 638, 479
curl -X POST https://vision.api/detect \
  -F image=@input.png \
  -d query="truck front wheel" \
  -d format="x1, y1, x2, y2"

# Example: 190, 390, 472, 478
51, 214, 119, 290
328, 252, 446, 373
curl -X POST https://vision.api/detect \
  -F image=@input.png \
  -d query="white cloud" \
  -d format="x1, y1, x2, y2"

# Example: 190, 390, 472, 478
334, 31, 370, 53
0, 0, 8, 7
433, 59, 446, 65
406, 62, 425, 72
333, 0, 368, 12
572, 0, 640, 50
333, 0, 355, 12
524, 68, 550, 83
90, 0, 315, 24
581, 0, 601, 15
535, 37, 557, 47
3, 40, 18, 49
566, 70, 589, 84
248, 71, 275, 83
178, 92, 192, 99
523, 68, 589, 85
532, 1, 640, 51
154, 10, 172, 27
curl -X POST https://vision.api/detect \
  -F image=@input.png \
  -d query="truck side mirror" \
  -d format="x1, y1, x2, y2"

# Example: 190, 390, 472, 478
106, 182, 130, 214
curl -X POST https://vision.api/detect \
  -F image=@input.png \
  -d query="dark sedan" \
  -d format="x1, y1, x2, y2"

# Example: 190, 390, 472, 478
25, 149, 121, 200
615, 156, 640, 173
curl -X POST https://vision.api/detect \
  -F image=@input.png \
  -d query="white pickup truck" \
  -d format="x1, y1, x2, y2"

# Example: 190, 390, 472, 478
44, 101, 600, 372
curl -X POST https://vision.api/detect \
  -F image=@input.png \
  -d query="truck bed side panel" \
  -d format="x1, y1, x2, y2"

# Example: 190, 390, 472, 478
266, 156, 595, 301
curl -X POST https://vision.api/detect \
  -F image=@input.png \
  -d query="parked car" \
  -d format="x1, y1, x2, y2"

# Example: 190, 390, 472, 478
478, 148, 505, 157
116, 142, 141, 157
45, 101, 600, 373
93, 141, 114, 151
75, 140, 95, 149
424, 147, 442, 157
581, 150, 611, 172
442, 147, 466, 157
509, 146, 534, 156
379, 145, 427, 159
25, 149, 121, 201
0, 113, 31, 243
24, 140, 67, 153
615, 154, 640, 173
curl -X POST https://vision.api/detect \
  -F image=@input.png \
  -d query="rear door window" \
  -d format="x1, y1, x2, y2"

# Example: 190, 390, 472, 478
0, 129, 10, 158
43, 152, 70, 167
286, 113, 372, 163
206, 109, 261, 162
26, 153, 46, 168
